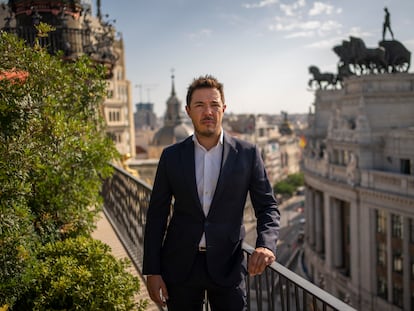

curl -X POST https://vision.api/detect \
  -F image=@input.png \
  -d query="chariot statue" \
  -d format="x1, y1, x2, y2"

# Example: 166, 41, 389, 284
308, 7, 411, 89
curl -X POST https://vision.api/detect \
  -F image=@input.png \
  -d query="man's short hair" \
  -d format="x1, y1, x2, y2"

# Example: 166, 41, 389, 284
186, 75, 225, 106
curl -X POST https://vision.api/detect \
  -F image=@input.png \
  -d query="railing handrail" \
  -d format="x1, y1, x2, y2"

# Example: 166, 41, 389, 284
243, 243, 356, 311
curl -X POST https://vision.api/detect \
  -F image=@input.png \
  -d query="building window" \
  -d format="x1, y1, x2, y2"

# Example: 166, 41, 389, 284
107, 132, 122, 144
392, 283, 403, 308
392, 251, 403, 273
411, 259, 414, 280
258, 128, 265, 137
332, 149, 339, 164
117, 69, 123, 81
410, 218, 414, 243
107, 89, 113, 99
108, 110, 121, 122
412, 293, 414, 311
376, 210, 387, 234
377, 243, 387, 267
343, 150, 349, 166
400, 158, 411, 175
377, 276, 387, 300
391, 214, 403, 238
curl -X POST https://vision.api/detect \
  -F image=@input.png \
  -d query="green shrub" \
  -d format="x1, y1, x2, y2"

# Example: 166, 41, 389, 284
273, 173, 304, 197
1, 30, 141, 310
274, 181, 296, 197
15, 236, 147, 311
0, 204, 37, 308
286, 172, 304, 188
1, 30, 119, 244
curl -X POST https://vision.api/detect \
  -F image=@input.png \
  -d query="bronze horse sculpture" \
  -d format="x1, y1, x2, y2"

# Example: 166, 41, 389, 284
349, 36, 387, 74
379, 40, 411, 72
308, 66, 337, 89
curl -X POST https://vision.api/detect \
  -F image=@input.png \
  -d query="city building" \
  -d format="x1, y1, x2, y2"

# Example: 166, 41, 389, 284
1, 0, 135, 157
302, 73, 414, 310
134, 102, 157, 130
147, 74, 192, 159
224, 113, 302, 186
104, 37, 135, 156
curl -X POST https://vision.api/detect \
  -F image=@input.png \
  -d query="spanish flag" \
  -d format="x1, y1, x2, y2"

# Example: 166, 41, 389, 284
299, 135, 307, 149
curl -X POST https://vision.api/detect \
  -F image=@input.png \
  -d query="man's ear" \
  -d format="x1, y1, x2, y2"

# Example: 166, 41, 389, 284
185, 105, 190, 115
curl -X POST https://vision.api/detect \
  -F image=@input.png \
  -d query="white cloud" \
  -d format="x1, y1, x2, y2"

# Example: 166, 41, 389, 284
305, 37, 343, 49
243, 0, 278, 9
187, 28, 212, 40
269, 15, 342, 38
318, 20, 342, 34
269, 18, 322, 32
285, 31, 315, 38
280, 0, 306, 17
308, 2, 335, 16
346, 27, 373, 39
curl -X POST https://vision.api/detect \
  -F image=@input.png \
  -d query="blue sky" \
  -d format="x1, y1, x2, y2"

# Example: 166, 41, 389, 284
101, 0, 414, 117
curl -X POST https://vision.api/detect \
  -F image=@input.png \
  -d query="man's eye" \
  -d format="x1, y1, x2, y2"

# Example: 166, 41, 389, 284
212, 104, 221, 110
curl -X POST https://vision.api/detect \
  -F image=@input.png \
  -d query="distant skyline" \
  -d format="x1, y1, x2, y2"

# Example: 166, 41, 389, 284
101, 0, 414, 117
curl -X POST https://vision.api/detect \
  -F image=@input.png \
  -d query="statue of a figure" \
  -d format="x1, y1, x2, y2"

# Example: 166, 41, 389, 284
346, 153, 358, 186
382, 7, 394, 41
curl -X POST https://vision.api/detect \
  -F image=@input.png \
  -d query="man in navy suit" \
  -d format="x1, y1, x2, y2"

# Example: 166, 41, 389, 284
143, 75, 280, 311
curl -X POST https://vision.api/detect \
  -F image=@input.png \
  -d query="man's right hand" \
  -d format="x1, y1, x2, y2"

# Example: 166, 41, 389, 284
146, 275, 169, 307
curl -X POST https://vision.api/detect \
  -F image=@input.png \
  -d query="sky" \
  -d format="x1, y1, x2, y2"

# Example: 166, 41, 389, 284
101, 0, 414, 117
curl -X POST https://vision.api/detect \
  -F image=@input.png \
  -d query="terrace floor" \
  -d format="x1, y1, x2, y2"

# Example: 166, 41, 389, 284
92, 212, 161, 311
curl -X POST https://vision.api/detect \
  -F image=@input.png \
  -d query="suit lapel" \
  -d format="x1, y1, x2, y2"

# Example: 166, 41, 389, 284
181, 137, 203, 213
209, 133, 238, 211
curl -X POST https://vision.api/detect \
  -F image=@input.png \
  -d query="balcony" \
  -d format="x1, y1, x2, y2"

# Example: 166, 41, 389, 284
360, 169, 414, 196
1, 1, 118, 78
101, 165, 356, 311
303, 157, 414, 198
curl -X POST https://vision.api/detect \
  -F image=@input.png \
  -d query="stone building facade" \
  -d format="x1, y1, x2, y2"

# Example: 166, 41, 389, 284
103, 38, 135, 157
302, 73, 414, 310
0, 1, 135, 157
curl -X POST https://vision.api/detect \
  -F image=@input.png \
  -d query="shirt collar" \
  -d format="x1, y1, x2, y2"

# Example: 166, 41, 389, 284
192, 129, 224, 149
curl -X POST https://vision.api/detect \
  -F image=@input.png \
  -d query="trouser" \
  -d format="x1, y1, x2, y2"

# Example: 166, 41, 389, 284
165, 252, 247, 311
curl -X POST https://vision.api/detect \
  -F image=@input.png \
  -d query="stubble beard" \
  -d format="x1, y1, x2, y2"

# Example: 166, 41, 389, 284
196, 127, 216, 138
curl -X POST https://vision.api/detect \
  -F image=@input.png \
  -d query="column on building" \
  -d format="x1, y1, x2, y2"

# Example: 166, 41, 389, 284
332, 198, 343, 268
349, 200, 359, 290
324, 193, 333, 268
386, 211, 392, 304
307, 189, 315, 246
305, 187, 311, 238
358, 207, 376, 306
315, 191, 324, 254
403, 216, 410, 311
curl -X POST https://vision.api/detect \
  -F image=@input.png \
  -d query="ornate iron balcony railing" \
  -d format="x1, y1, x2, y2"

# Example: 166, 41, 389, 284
101, 164, 356, 311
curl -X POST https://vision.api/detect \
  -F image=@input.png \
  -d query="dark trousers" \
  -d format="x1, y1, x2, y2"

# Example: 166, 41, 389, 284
165, 252, 247, 311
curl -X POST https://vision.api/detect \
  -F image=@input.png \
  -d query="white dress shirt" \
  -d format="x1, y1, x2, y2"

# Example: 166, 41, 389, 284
193, 131, 223, 248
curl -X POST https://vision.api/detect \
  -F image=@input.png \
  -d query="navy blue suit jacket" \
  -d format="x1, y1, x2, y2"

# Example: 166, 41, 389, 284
143, 132, 280, 286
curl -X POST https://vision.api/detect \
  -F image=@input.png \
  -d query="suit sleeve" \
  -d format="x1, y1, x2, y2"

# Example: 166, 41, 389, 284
249, 146, 280, 256
142, 149, 172, 275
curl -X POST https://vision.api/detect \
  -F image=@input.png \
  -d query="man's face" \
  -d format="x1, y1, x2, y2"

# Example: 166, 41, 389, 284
186, 87, 226, 138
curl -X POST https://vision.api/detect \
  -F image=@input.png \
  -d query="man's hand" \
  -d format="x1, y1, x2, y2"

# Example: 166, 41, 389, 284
146, 275, 169, 307
248, 247, 276, 276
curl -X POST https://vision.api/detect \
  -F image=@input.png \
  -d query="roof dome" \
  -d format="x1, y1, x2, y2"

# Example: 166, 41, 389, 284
152, 123, 193, 146
152, 73, 193, 146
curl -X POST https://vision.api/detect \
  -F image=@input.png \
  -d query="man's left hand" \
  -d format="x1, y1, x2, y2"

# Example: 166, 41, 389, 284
248, 247, 276, 276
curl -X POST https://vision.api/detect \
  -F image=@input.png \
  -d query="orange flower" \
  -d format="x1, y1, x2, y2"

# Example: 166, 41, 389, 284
0, 68, 29, 83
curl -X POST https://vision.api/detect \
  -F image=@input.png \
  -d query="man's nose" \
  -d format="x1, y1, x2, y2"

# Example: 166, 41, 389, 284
202, 105, 215, 114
